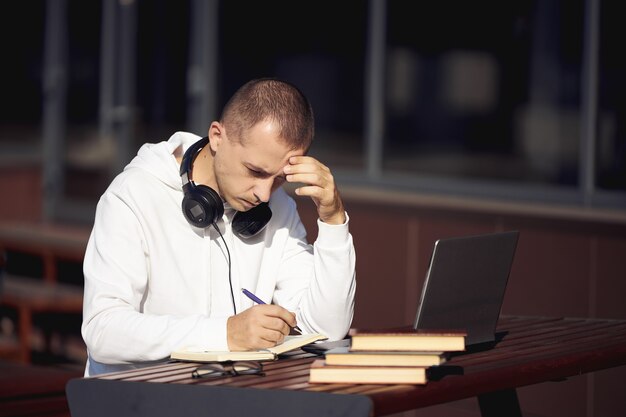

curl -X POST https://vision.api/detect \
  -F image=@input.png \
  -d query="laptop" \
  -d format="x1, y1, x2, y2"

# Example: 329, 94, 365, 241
413, 230, 519, 349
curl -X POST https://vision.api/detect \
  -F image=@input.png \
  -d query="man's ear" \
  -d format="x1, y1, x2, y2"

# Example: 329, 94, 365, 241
207, 121, 223, 152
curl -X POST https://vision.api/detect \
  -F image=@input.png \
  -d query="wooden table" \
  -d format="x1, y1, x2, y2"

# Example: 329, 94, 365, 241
65, 316, 626, 417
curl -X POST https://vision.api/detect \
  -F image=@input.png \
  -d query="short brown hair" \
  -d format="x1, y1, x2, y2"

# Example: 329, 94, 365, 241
220, 78, 315, 151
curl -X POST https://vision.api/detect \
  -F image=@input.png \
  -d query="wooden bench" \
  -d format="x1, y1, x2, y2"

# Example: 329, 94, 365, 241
0, 221, 90, 284
0, 333, 21, 362
0, 221, 90, 363
0, 359, 83, 417
1, 275, 85, 363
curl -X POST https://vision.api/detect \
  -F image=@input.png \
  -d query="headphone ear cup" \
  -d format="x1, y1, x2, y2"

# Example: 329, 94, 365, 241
232, 202, 272, 238
181, 184, 224, 228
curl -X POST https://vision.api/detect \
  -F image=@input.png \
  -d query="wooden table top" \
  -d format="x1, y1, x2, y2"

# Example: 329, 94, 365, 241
68, 316, 626, 417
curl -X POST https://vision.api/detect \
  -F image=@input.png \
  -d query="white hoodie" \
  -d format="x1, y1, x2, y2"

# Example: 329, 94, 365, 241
81, 131, 356, 376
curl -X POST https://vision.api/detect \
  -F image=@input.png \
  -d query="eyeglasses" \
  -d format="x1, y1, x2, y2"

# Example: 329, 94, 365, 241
191, 361, 265, 379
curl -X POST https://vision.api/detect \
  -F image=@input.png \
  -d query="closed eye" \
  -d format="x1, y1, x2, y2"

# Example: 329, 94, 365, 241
246, 165, 284, 184
248, 167, 267, 178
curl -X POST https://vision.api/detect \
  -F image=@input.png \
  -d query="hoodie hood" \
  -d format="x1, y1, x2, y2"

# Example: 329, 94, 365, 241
124, 131, 203, 191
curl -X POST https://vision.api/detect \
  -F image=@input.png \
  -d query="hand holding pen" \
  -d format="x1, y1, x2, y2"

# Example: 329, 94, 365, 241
241, 288, 303, 334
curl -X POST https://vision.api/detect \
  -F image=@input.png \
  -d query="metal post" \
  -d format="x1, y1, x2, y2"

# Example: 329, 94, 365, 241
114, 0, 138, 174
580, 0, 599, 206
99, 0, 117, 143
41, 0, 68, 221
365, 0, 386, 180
187, 0, 218, 136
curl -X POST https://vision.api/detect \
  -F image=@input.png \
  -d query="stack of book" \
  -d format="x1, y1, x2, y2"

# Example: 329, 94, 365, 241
308, 329, 466, 385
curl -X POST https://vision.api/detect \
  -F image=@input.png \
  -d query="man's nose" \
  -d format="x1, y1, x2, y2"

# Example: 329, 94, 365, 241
253, 178, 274, 203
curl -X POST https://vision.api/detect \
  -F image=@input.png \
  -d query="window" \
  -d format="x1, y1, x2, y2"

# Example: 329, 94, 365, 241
597, 0, 626, 192
3, 0, 624, 224
384, 1, 584, 187
0, 3, 45, 145
219, 0, 367, 170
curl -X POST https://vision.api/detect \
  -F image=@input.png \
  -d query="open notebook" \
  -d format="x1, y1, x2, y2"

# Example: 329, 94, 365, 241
413, 230, 519, 348
171, 333, 327, 362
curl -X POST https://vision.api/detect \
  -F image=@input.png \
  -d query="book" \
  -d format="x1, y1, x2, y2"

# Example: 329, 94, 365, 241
170, 333, 327, 362
324, 346, 448, 367
308, 359, 427, 385
349, 329, 466, 352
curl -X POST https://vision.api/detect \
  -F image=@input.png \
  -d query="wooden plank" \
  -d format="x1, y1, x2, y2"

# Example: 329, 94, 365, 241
0, 221, 90, 284
0, 221, 89, 261
73, 317, 626, 417
0, 334, 21, 361
1, 275, 83, 312
0, 360, 82, 417
365, 318, 626, 415
0, 275, 83, 363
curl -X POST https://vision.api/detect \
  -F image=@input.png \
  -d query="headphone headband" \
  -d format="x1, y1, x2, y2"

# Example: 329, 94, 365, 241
180, 136, 209, 178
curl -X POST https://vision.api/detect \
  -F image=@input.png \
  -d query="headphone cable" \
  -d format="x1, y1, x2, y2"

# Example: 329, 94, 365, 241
212, 222, 237, 315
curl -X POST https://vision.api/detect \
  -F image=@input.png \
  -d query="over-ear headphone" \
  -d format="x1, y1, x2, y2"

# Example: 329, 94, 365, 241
180, 137, 272, 238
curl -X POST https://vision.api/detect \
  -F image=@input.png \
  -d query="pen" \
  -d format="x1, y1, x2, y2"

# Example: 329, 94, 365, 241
241, 288, 303, 334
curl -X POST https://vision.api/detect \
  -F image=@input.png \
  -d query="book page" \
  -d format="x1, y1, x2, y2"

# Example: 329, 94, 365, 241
267, 333, 328, 355
171, 333, 327, 362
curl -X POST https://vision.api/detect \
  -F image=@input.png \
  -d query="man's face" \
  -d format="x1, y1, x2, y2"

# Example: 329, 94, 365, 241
211, 120, 305, 212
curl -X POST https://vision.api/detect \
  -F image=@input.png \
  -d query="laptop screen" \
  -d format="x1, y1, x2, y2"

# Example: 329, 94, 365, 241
413, 231, 519, 347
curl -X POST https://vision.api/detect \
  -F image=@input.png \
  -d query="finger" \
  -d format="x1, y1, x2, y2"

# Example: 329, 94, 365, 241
256, 304, 298, 329
238, 318, 287, 348
258, 327, 287, 345
287, 155, 323, 166
285, 157, 330, 174
228, 307, 294, 351
292, 185, 326, 200
285, 172, 328, 187
273, 310, 298, 330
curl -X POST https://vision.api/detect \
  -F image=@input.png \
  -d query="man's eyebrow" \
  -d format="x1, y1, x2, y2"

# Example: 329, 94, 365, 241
245, 163, 281, 177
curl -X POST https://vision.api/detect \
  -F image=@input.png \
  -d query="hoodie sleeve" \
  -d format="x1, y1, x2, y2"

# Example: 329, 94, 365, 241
81, 173, 228, 367
271, 195, 356, 341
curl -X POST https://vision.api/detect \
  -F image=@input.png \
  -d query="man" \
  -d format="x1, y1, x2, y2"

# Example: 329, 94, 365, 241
81, 78, 356, 376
